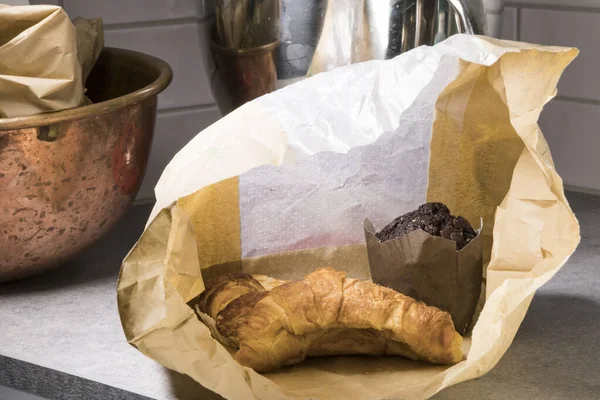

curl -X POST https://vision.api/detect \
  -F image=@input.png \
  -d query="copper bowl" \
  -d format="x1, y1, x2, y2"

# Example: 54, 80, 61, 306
0, 47, 172, 282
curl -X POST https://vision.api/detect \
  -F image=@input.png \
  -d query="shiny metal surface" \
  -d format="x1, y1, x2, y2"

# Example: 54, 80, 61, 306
205, 0, 486, 114
211, 41, 279, 111
0, 47, 172, 282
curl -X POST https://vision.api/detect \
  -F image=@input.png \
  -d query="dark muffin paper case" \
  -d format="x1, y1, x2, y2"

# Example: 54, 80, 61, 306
364, 218, 483, 335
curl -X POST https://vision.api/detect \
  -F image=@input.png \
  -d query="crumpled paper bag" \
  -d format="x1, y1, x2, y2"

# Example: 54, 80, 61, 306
0, 5, 103, 117
118, 35, 580, 399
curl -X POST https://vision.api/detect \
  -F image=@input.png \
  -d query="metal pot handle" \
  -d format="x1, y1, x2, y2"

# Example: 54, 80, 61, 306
412, 0, 479, 56
448, 0, 476, 34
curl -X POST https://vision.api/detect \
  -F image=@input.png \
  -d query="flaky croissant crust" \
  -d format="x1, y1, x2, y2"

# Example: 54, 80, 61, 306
199, 268, 463, 372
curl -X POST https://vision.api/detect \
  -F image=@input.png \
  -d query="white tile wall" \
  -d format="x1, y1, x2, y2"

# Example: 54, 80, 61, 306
2, 0, 30, 5
500, 1, 600, 192
520, 8, 600, 102
540, 99, 600, 191
501, 7, 518, 40
506, 0, 600, 7
103, 22, 215, 109
63, 0, 204, 24
138, 106, 221, 200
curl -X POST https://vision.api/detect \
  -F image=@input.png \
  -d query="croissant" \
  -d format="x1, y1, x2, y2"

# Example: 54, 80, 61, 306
197, 268, 463, 372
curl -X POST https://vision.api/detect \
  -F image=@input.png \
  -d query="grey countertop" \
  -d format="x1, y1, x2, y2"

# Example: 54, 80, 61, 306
1, 192, 599, 400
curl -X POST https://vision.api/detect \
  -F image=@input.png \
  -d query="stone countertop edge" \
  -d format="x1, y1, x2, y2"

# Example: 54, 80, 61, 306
0, 355, 152, 400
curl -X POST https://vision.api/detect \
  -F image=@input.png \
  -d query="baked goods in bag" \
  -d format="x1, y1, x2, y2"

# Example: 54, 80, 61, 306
194, 268, 463, 373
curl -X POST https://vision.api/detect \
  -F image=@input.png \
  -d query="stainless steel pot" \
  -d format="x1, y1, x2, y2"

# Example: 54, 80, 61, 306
203, 0, 487, 114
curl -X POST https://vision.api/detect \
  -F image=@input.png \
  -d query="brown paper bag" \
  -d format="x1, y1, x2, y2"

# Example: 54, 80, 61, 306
117, 36, 580, 399
0, 5, 103, 117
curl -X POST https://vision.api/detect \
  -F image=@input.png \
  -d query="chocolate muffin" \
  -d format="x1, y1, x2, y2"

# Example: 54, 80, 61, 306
376, 203, 477, 250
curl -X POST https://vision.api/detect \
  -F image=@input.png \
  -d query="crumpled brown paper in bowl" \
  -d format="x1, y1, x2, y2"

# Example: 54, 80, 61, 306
117, 36, 580, 400
0, 4, 103, 117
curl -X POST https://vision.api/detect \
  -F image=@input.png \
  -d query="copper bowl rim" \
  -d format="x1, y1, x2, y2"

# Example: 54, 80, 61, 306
0, 47, 173, 131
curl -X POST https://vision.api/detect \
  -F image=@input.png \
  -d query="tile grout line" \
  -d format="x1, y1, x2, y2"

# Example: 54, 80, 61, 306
157, 103, 220, 116
564, 184, 600, 197
554, 95, 600, 106
133, 198, 156, 207
505, 2, 600, 13
102, 15, 213, 31
102, 17, 197, 31
515, 6, 521, 41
